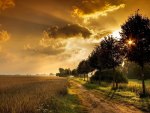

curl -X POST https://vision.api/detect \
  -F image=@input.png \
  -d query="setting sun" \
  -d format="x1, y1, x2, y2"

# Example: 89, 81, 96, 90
127, 39, 134, 46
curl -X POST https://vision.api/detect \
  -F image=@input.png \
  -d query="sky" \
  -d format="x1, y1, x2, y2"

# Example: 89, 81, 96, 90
0, 0, 150, 75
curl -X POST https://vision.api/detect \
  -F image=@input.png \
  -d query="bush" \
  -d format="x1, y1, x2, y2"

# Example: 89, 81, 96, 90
91, 69, 128, 84
115, 70, 128, 83
125, 63, 150, 79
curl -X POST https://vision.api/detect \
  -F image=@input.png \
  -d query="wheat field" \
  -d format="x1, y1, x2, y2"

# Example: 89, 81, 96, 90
0, 75, 68, 113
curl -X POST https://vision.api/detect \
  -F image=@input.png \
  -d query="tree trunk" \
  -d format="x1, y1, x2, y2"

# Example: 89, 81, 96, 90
99, 69, 101, 85
87, 74, 89, 82
90, 73, 93, 83
116, 82, 118, 89
141, 66, 146, 96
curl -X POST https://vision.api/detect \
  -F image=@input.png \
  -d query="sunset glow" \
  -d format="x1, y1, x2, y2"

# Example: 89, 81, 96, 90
0, 0, 150, 74
112, 29, 121, 39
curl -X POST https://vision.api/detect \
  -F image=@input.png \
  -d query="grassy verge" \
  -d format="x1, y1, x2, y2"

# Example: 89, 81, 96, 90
74, 78, 150, 112
37, 79, 84, 113
37, 94, 82, 113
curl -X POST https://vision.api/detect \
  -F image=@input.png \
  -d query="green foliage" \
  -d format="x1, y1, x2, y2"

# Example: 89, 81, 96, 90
115, 70, 128, 83
74, 78, 150, 112
84, 83, 99, 90
122, 62, 150, 79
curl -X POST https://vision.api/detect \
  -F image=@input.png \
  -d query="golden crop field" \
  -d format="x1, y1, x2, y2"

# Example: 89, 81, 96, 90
0, 76, 68, 113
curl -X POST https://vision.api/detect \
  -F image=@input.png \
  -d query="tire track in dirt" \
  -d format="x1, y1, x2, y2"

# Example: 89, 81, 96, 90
69, 79, 144, 113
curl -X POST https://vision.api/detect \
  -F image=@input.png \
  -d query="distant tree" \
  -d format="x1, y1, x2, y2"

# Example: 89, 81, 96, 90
65, 68, 71, 75
71, 69, 78, 76
77, 60, 86, 80
58, 68, 65, 76
57, 68, 71, 77
77, 60, 93, 81
56, 73, 60, 76
120, 13, 150, 96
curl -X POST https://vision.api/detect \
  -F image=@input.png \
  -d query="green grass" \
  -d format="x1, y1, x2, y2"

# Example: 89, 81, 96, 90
129, 79, 150, 85
37, 94, 82, 113
74, 78, 150, 112
32, 78, 84, 113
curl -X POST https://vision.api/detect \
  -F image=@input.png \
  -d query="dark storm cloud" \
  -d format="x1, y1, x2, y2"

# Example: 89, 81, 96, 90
47, 24, 92, 38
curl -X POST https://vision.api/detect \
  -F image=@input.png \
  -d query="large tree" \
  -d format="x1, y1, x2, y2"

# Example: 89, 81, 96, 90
88, 35, 122, 87
88, 46, 103, 84
99, 35, 123, 88
120, 13, 150, 96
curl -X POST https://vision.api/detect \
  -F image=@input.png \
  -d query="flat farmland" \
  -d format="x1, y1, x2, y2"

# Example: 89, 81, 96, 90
0, 76, 68, 113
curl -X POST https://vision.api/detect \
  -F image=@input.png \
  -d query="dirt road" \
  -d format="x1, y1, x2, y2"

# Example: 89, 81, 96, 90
69, 79, 144, 113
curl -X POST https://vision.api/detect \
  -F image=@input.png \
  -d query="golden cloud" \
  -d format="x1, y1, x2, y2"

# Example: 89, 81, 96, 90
83, 4, 125, 23
0, 0, 15, 11
0, 30, 10, 42
72, 0, 125, 23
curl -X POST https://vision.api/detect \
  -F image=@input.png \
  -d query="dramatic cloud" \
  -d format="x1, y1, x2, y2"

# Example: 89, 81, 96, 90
0, 30, 10, 42
46, 24, 92, 39
72, 0, 125, 23
0, 0, 150, 74
0, 0, 15, 11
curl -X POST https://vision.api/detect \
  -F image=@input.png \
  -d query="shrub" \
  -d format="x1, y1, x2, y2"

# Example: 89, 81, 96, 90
91, 69, 128, 84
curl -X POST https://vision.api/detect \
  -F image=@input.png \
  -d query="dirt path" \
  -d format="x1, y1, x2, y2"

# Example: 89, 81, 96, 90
69, 79, 144, 113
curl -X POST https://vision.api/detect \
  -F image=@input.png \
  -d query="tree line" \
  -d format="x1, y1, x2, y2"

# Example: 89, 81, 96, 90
57, 12, 150, 97
56, 68, 77, 77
